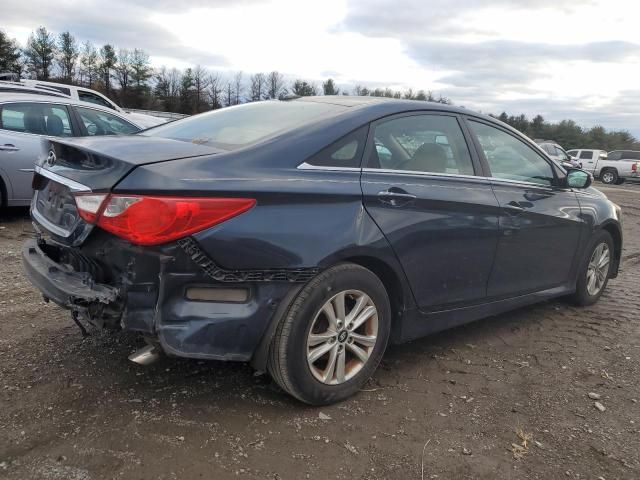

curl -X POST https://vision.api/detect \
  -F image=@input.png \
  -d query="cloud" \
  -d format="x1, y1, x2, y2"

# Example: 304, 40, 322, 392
2, 0, 228, 67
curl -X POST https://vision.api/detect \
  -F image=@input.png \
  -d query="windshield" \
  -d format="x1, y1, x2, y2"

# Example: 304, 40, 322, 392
142, 100, 346, 150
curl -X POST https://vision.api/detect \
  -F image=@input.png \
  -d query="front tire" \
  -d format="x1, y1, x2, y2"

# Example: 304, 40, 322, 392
570, 230, 613, 306
268, 263, 391, 405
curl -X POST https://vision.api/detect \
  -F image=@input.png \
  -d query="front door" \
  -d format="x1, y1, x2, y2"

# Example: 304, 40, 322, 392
466, 119, 584, 297
0, 102, 74, 203
361, 113, 501, 310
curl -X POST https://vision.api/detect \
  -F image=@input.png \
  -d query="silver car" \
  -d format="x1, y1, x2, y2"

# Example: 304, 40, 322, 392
0, 93, 144, 207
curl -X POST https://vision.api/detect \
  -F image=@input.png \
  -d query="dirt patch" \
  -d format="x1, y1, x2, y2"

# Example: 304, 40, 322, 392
1, 184, 639, 479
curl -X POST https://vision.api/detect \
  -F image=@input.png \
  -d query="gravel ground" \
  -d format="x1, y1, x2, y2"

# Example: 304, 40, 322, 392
0, 183, 639, 480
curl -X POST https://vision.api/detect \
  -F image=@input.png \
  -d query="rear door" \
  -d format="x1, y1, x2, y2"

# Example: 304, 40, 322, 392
361, 112, 501, 310
466, 118, 583, 297
0, 102, 74, 203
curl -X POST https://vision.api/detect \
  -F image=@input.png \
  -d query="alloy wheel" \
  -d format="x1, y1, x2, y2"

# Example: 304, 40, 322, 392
306, 290, 378, 385
602, 172, 614, 184
586, 242, 610, 296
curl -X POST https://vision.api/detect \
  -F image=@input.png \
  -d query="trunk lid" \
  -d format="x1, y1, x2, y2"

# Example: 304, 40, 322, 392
32, 136, 222, 246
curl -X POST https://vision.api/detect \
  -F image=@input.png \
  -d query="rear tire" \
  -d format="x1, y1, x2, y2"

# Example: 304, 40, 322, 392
600, 169, 618, 185
570, 230, 613, 306
267, 263, 391, 405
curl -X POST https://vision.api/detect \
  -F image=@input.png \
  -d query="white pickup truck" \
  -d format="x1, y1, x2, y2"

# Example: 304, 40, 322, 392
567, 149, 639, 185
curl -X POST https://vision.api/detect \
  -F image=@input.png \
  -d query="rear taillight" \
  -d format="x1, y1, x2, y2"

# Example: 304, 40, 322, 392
74, 194, 256, 246
633, 163, 638, 172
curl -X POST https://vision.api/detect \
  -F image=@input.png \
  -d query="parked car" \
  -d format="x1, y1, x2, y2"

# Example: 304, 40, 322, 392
0, 93, 144, 207
7, 80, 165, 129
22, 97, 622, 405
0, 81, 72, 98
536, 140, 575, 165
567, 148, 639, 184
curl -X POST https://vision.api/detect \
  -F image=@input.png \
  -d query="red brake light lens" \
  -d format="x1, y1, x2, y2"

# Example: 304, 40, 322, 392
74, 194, 256, 246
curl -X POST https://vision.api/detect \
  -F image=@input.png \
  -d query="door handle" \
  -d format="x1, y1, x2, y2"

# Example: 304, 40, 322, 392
377, 188, 417, 207
504, 201, 526, 214
0, 144, 20, 152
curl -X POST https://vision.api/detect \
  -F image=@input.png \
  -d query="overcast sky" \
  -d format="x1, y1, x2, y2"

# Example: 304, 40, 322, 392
4, 0, 640, 136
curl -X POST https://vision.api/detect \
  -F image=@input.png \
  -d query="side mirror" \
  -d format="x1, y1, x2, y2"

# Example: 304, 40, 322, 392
566, 168, 592, 189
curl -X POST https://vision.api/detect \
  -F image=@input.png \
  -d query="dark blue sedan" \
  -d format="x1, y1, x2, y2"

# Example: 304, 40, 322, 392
22, 96, 622, 405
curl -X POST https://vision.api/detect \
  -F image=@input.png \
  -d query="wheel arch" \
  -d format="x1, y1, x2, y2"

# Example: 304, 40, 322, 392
600, 221, 622, 278
341, 255, 409, 344
0, 175, 6, 208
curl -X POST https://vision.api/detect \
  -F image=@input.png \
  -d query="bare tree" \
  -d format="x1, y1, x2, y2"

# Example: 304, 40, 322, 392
233, 71, 243, 104
207, 72, 223, 109
192, 65, 210, 112
79, 41, 98, 87
249, 72, 267, 101
57, 31, 79, 82
114, 48, 132, 93
224, 79, 235, 107
266, 71, 286, 99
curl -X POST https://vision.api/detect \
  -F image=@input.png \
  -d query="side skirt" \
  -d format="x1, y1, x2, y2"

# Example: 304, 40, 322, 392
398, 285, 574, 343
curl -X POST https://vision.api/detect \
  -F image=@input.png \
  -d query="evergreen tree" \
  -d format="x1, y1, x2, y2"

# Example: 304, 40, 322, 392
24, 26, 56, 79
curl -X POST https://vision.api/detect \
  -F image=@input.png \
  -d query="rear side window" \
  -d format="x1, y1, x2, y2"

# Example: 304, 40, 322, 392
305, 126, 368, 168
469, 120, 554, 186
366, 114, 474, 175
78, 90, 115, 110
0, 102, 73, 136
75, 106, 139, 136
579, 151, 592, 160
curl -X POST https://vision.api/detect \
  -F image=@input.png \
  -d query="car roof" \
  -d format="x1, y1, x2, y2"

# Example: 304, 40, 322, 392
297, 95, 470, 113
0, 92, 79, 104
21, 79, 78, 89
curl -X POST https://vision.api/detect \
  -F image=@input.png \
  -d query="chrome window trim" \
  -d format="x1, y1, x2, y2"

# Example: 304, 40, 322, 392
362, 167, 484, 181
34, 165, 91, 192
487, 176, 555, 189
297, 162, 361, 172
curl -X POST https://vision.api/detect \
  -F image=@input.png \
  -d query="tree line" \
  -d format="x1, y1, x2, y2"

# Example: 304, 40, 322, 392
0, 26, 637, 150
0, 26, 450, 114
492, 112, 640, 152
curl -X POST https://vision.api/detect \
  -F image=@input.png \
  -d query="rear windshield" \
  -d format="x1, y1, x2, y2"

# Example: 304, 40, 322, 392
608, 150, 640, 161
142, 100, 346, 150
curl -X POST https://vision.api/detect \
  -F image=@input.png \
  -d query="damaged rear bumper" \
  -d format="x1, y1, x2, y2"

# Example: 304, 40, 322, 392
21, 236, 299, 364
22, 239, 118, 307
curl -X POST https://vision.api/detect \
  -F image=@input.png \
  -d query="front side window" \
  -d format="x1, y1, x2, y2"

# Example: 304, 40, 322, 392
75, 106, 140, 136
78, 90, 115, 110
567, 150, 578, 157
469, 120, 555, 186
367, 114, 474, 175
0, 102, 72, 137
608, 151, 621, 160
579, 151, 593, 160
